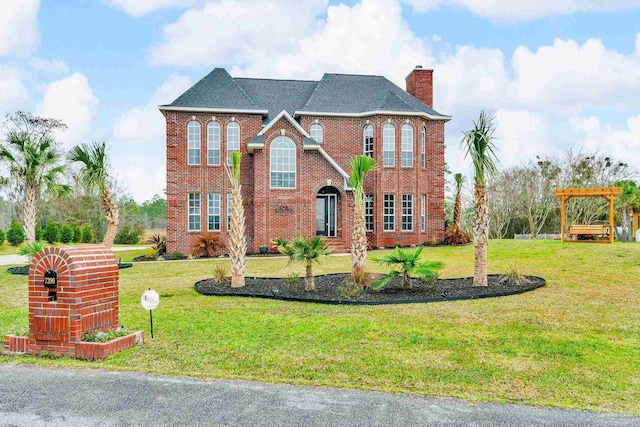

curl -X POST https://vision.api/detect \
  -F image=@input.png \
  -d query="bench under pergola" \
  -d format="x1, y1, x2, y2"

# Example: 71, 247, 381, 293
554, 187, 622, 243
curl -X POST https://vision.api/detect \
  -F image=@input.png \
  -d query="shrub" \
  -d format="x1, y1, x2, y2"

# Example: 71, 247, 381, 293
43, 220, 60, 244
83, 327, 128, 343
498, 264, 532, 285
144, 248, 159, 260
271, 237, 289, 250
283, 272, 300, 285
114, 224, 144, 245
423, 238, 439, 247
192, 232, 226, 257
72, 224, 82, 243
0, 229, 5, 246
81, 224, 94, 243
212, 264, 228, 283
167, 251, 186, 260
35, 220, 43, 241
147, 234, 167, 255
59, 224, 74, 243
372, 246, 444, 290
6, 220, 25, 246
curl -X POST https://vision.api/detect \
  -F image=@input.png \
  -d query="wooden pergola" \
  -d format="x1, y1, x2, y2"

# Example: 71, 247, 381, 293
554, 187, 622, 243
634, 212, 639, 241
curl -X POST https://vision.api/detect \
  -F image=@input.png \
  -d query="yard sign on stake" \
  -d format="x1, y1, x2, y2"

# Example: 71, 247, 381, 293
141, 288, 160, 338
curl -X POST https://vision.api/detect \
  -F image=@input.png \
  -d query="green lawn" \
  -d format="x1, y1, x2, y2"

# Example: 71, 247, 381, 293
0, 243, 145, 256
1, 240, 639, 413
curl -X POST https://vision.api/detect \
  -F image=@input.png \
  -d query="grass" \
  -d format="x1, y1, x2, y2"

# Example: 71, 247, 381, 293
0, 242, 146, 256
1, 240, 639, 414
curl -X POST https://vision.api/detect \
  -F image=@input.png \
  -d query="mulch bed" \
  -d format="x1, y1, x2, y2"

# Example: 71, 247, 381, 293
195, 273, 545, 305
7, 263, 133, 276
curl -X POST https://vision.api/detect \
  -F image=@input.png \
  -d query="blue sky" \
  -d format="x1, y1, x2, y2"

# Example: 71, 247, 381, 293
1, 0, 639, 201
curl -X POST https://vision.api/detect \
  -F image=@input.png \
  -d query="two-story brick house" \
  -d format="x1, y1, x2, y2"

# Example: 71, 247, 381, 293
160, 66, 450, 255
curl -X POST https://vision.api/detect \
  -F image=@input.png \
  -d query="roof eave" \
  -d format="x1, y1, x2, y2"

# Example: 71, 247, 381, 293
257, 110, 311, 137
294, 110, 451, 122
158, 105, 269, 116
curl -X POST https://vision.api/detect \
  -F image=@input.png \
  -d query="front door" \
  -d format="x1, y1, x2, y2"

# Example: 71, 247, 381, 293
316, 195, 336, 237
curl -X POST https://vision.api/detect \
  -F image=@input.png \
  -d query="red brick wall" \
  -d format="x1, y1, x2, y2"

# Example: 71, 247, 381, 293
27, 246, 119, 357
165, 110, 445, 254
405, 68, 433, 108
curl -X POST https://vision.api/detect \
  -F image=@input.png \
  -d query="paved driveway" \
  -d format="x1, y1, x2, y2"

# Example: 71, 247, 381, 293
0, 364, 638, 427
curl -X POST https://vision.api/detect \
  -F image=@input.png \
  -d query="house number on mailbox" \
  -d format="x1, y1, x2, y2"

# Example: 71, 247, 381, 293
44, 269, 57, 288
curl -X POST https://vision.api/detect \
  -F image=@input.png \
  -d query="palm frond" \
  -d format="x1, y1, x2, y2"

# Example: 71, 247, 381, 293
459, 110, 500, 183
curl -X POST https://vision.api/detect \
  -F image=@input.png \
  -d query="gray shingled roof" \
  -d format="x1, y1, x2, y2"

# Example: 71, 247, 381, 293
162, 68, 448, 121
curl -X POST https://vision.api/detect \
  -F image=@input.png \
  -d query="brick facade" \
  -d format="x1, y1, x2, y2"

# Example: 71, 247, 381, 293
164, 69, 447, 255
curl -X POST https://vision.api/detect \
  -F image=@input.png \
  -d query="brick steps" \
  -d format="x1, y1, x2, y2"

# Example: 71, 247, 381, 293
327, 239, 350, 254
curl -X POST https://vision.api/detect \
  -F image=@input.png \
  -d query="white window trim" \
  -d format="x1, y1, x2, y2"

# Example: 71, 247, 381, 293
227, 193, 232, 230
310, 123, 324, 143
207, 193, 221, 232
402, 194, 414, 232
187, 193, 201, 232
187, 121, 201, 166
363, 124, 374, 157
365, 194, 374, 232
383, 194, 395, 232
382, 124, 395, 167
226, 122, 240, 165
401, 124, 414, 168
421, 194, 426, 232
270, 136, 297, 190
207, 121, 221, 166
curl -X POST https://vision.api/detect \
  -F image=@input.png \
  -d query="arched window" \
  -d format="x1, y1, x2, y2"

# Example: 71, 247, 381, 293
227, 122, 240, 164
187, 121, 201, 165
310, 124, 323, 143
382, 123, 395, 167
421, 126, 426, 168
270, 136, 296, 189
207, 121, 220, 165
363, 124, 374, 157
401, 124, 413, 167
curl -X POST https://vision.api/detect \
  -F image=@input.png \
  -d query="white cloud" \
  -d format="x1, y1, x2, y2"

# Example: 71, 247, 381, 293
35, 72, 99, 148
113, 74, 192, 145
150, 0, 328, 69
402, 0, 640, 21
29, 58, 70, 76
494, 109, 553, 167
570, 114, 640, 170
0, 0, 40, 57
114, 163, 166, 203
0, 65, 30, 116
105, 0, 200, 17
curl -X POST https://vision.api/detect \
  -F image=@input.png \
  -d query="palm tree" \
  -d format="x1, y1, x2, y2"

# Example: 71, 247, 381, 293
614, 180, 640, 241
0, 135, 69, 244
279, 235, 332, 291
372, 246, 443, 290
460, 111, 499, 287
224, 151, 247, 288
68, 142, 119, 247
442, 173, 471, 245
348, 155, 378, 278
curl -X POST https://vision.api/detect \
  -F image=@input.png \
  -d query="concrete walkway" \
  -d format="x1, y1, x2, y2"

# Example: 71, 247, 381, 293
0, 364, 637, 427
0, 246, 147, 266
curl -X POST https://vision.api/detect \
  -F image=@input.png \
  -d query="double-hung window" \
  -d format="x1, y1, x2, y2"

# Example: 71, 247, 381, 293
363, 125, 374, 157
401, 124, 413, 167
365, 195, 374, 232
188, 193, 201, 231
187, 121, 201, 165
270, 136, 296, 188
207, 121, 220, 165
421, 126, 426, 168
227, 193, 232, 230
208, 193, 221, 231
402, 194, 413, 231
421, 195, 426, 232
382, 124, 395, 167
383, 194, 395, 231
227, 122, 240, 164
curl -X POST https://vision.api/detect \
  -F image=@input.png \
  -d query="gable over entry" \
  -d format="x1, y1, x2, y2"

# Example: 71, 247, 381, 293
554, 187, 622, 243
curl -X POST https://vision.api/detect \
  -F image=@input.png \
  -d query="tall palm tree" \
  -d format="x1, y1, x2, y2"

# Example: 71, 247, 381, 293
442, 172, 471, 245
224, 151, 247, 288
0, 135, 69, 243
614, 180, 640, 241
460, 111, 499, 287
348, 155, 378, 278
68, 142, 119, 247
452, 173, 466, 227
279, 235, 331, 291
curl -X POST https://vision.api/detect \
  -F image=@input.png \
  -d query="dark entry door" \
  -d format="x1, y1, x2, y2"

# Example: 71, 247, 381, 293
316, 195, 336, 237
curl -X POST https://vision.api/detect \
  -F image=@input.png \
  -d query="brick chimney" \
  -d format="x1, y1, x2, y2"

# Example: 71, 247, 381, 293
405, 65, 433, 108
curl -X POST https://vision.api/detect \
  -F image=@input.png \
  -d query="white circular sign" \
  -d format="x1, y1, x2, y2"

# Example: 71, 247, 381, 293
141, 289, 160, 310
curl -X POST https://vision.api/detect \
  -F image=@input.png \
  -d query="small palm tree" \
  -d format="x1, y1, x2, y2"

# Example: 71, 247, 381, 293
442, 173, 471, 245
348, 155, 378, 278
68, 142, 119, 247
460, 111, 499, 287
614, 180, 640, 241
372, 246, 443, 290
279, 235, 331, 291
224, 151, 247, 288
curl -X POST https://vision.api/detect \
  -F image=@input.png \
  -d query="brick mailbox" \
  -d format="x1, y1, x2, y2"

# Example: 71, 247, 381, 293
3, 245, 142, 359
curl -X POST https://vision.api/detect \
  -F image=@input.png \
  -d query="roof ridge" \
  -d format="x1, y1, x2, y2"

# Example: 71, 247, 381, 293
234, 77, 319, 83
300, 74, 329, 111
376, 90, 414, 111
